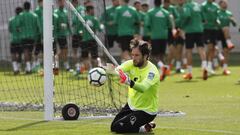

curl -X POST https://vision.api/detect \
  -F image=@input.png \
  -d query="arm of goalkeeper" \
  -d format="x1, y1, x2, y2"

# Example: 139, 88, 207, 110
101, 63, 119, 75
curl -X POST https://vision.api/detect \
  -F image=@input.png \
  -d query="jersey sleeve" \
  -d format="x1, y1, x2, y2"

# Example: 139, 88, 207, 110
132, 69, 159, 93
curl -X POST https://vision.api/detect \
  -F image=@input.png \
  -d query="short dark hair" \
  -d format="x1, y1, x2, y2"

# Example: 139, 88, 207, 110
86, 5, 94, 12
23, 1, 31, 10
134, 1, 141, 5
130, 39, 151, 59
15, 7, 23, 15
38, 0, 43, 3
154, 0, 162, 7
124, 0, 130, 3
142, 3, 149, 7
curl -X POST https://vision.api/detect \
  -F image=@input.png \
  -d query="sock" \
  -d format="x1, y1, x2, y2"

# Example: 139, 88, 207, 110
176, 61, 181, 69
18, 63, 21, 71
207, 61, 213, 70
12, 61, 18, 71
26, 62, 31, 72
223, 64, 228, 70
139, 125, 147, 133
226, 39, 233, 45
157, 61, 164, 68
75, 63, 80, 71
187, 65, 192, 74
201, 60, 207, 69
183, 58, 187, 65
213, 58, 219, 67
218, 53, 224, 61
64, 62, 70, 69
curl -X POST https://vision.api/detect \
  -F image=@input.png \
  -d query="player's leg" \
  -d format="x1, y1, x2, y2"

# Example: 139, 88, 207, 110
183, 33, 195, 80
72, 34, 81, 71
58, 37, 69, 71
205, 29, 217, 74
175, 36, 185, 73
166, 29, 175, 71
33, 37, 43, 69
195, 33, 208, 80
118, 36, 132, 63
80, 41, 90, 70
111, 104, 156, 133
220, 31, 231, 75
89, 40, 99, 68
222, 26, 234, 50
10, 43, 20, 74
22, 39, 34, 74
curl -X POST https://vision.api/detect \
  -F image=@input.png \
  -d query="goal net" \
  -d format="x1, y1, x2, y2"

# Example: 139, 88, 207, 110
0, 0, 127, 120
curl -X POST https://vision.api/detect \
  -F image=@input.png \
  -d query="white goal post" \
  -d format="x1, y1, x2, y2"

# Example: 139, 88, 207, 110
43, 0, 54, 121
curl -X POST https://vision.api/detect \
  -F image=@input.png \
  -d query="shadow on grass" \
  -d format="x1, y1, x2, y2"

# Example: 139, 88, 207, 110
111, 132, 155, 135
175, 80, 199, 83
0, 121, 47, 131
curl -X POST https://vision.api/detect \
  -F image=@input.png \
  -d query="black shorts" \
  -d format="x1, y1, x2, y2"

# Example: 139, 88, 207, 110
10, 43, 22, 54
218, 30, 227, 48
35, 38, 43, 55
118, 35, 133, 51
111, 103, 156, 133
81, 40, 98, 58
143, 36, 150, 42
185, 33, 204, 49
22, 39, 34, 52
175, 36, 185, 45
106, 35, 118, 48
72, 35, 82, 48
151, 39, 167, 55
57, 37, 67, 49
204, 29, 218, 45
168, 29, 174, 45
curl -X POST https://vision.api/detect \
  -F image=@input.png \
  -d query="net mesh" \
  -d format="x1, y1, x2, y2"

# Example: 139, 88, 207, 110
0, 0, 127, 119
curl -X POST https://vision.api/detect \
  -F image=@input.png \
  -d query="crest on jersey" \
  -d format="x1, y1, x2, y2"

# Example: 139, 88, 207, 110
155, 11, 164, 17
122, 10, 132, 17
148, 72, 155, 80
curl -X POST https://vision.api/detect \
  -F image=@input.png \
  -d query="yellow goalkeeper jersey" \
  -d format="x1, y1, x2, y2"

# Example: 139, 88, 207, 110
119, 60, 160, 115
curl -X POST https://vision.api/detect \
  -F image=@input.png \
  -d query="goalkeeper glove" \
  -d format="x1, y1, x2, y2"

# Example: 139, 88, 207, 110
117, 69, 131, 86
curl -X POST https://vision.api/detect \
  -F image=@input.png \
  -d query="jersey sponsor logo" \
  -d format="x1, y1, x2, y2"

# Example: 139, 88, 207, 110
148, 72, 155, 80
193, 5, 201, 12
86, 20, 93, 27
122, 10, 132, 17
155, 11, 165, 17
130, 115, 136, 125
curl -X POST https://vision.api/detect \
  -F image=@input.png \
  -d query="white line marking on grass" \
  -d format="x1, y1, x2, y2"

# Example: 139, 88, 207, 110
157, 126, 240, 135
0, 116, 42, 121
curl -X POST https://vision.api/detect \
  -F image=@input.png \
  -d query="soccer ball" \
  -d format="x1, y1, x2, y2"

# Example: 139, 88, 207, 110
88, 67, 107, 87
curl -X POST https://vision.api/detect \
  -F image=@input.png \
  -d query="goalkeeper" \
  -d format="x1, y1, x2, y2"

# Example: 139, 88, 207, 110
109, 39, 160, 133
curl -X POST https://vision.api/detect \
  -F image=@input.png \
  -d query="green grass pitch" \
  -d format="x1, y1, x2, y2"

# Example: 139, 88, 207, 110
0, 53, 240, 135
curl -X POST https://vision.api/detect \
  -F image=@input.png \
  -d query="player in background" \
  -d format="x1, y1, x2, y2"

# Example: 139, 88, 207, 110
174, 0, 186, 73
9, 7, 23, 75
110, 38, 159, 133
201, 0, 219, 75
32, 0, 43, 72
114, 0, 140, 63
162, 0, 179, 74
82, 5, 102, 69
141, 3, 151, 42
55, 0, 71, 71
133, 0, 145, 39
145, 0, 175, 81
19, 1, 40, 74
71, 0, 85, 73
180, 0, 208, 80
217, 0, 237, 75
101, 0, 120, 49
